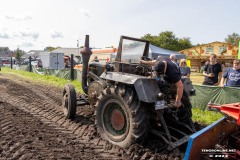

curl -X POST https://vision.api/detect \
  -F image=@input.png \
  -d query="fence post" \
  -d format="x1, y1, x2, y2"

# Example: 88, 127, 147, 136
70, 54, 74, 80
29, 56, 32, 72
10, 56, 13, 69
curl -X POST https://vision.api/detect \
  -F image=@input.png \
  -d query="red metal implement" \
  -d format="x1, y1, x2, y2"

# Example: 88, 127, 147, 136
208, 103, 240, 125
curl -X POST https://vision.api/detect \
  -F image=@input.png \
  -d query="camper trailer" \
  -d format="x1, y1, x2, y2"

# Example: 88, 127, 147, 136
39, 52, 64, 69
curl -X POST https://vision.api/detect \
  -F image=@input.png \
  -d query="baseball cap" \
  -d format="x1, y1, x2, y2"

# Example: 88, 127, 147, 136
154, 61, 165, 74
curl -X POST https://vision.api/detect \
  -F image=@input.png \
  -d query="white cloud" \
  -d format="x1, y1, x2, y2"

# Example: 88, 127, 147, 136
80, 9, 90, 18
22, 16, 32, 21
5, 16, 14, 20
50, 31, 64, 39
21, 42, 34, 48
0, 33, 10, 39
13, 30, 39, 41
5, 15, 32, 21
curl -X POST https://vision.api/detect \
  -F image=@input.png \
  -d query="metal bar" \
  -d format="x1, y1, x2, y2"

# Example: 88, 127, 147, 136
70, 54, 74, 80
10, 56, 13, 69
88, 71, 102, 81
158, 110, 172, 143
165, 115, 194, 133
150, 129, 177, 143
167, 135, 189, 151
150, 129, 189, 151
29, 56, 32, 72
168, 126, 188, 136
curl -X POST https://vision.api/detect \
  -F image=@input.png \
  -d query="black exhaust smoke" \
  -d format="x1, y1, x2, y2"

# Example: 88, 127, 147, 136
81, 35, 92, 94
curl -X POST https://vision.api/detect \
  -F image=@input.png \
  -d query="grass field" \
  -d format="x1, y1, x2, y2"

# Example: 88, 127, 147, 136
190, 72, 204, 85
1, 67, 83, 93
1, 68, 222, 125
189, 72, 223, 124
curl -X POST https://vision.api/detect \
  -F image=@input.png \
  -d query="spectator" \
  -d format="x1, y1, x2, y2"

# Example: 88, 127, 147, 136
65, 62, 69, 68
205, 61, 209, 66
179, 59, 191, 77
202, 54, 222, 85
92, 56, 99, 62
220, 59, 240, 87
170, 54, 179, 67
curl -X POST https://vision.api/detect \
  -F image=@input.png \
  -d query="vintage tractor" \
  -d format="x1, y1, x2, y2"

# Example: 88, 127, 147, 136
62, 35, 196, 151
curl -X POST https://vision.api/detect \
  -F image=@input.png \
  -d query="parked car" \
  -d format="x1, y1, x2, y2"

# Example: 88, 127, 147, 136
31, 60, 42, 68
21, 58, 42, 68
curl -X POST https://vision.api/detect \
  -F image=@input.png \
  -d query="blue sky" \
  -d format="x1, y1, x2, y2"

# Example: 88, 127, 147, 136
0, 0, 239, 52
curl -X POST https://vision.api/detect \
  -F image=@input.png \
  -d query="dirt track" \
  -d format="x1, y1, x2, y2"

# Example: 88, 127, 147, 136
1, 73, 185, 160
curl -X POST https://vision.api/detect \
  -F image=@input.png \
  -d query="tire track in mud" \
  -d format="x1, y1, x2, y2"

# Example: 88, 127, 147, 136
0, 77, 126, 160
0, 75, 179, 160
0, 102, 89, 159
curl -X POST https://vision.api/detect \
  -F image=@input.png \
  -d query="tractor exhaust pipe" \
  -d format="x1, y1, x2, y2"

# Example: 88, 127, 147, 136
81, 35, 92, 94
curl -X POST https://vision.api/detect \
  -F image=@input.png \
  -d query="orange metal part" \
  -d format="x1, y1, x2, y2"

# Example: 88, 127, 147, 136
208, 103, 240, 125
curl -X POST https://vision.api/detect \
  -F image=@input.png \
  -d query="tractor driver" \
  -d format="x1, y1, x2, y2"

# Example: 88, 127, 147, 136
140, 56, 183, 108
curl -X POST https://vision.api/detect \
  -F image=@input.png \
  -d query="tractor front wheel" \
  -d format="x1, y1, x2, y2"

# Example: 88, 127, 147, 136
62, 84, 76, 120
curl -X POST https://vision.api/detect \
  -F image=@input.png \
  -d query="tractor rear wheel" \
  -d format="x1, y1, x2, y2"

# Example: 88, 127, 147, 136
62, 84, 76, 120
95, 84, 148, 148
178, 90, 193, 126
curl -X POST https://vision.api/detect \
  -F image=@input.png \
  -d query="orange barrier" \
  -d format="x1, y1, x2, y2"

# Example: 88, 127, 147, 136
74, 64, 82, 70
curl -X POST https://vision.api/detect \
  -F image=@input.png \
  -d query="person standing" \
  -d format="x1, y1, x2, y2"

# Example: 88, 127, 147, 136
92, 56, 99, 62
0, 60, 1, 75
179, 59, 191, 77
220, 59, 240, 87
170, 54, 179, 67
202, 54, 222, 85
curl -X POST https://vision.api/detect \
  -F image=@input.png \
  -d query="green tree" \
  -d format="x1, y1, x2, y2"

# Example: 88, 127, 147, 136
14, 48, 25, 62
177, 37, 192, 51
44, 46, 61, 51
141, 33, 158, 47
141, 31, 192, 51
224, 32, 240, 46
0, 47, 10, 52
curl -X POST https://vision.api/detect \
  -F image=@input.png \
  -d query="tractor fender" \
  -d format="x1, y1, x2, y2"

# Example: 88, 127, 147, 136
134, 78, 160, 103
100, 72, 160, 103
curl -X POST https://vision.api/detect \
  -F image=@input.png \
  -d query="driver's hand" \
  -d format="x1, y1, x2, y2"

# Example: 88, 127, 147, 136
174, 101, 182, 108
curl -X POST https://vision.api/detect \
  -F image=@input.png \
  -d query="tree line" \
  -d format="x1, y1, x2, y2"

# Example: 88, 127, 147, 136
141, 31, 240, 51
0, 31, 240, 60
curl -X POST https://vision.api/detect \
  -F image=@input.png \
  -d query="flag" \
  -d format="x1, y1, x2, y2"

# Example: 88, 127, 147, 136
187, 60, 191, 67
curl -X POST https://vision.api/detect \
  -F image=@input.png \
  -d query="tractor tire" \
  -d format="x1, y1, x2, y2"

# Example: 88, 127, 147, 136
95, 84, 148, 148
177, 90, 193, 129
62, 84, 76, 120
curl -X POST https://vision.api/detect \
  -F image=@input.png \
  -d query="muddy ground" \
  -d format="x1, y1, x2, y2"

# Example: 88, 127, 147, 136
0, 73, 205, 160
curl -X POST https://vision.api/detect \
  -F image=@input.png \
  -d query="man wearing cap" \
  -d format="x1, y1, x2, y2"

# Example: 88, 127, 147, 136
140, 56, 183, 108
220, 59, 240, 87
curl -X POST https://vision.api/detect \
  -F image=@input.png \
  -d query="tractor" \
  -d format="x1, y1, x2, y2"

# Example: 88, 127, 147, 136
62, 35, 196, 151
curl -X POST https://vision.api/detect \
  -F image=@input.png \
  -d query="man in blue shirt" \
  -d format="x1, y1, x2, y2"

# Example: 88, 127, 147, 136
220, 59, 240, 87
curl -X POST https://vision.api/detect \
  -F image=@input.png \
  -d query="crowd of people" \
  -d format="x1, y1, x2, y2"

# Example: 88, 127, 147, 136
140, 53, 240, 108
162, 53, 240, 88
201, 54, 240, 87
